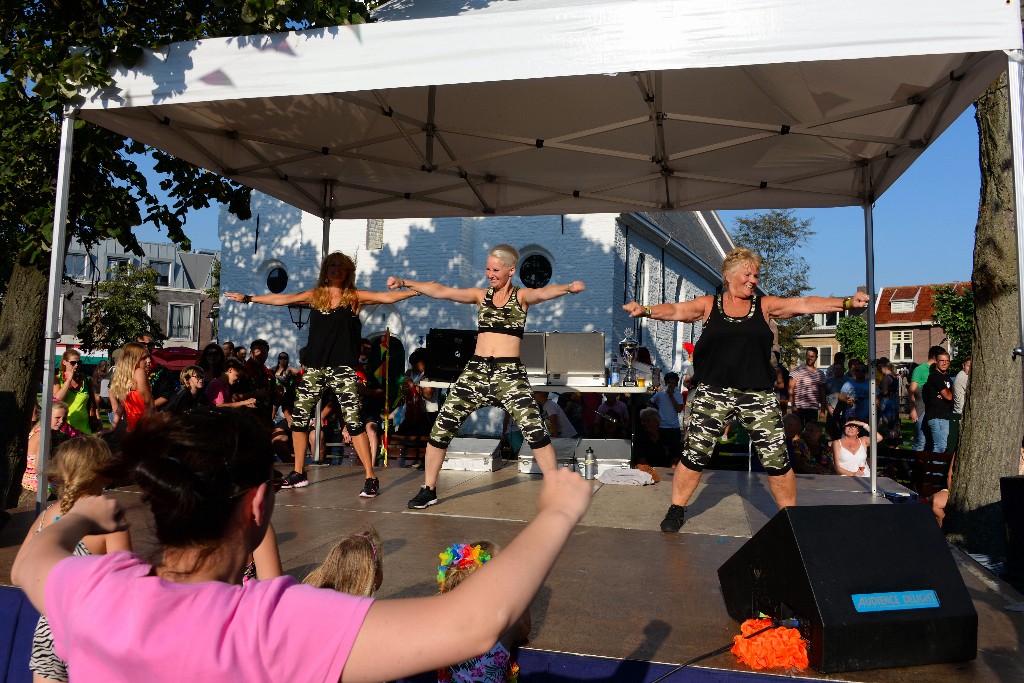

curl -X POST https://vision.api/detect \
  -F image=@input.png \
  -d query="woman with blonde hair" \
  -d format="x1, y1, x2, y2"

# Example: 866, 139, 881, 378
226, 252, 420, 496
388, 244, 585, 510
303, 527, 383, 597
109, 342, 153, 432
625, 246, 870, 533
20, 435, 132, 682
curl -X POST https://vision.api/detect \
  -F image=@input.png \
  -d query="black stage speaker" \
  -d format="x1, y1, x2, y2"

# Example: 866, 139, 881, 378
425, 328, 478, 382
1001, 476, 1024, 584
718, 504, 977, 673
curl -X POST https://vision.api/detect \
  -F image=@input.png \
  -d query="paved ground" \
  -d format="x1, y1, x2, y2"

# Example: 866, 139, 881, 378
1, 461, 1021, 681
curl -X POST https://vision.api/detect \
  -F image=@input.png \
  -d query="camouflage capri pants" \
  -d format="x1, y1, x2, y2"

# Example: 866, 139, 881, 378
429, 356, 551, 450
292, 365, 365, 436
681, 383, 790, 475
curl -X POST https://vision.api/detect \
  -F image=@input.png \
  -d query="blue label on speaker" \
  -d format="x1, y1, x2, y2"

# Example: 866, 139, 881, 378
851, 590, 940, 612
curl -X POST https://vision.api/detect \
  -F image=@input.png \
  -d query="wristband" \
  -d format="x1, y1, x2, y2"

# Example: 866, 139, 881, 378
242, 294, 252, 304
400, 278, 407, 288
842, 296, 851, 311
643, 305, 653, 317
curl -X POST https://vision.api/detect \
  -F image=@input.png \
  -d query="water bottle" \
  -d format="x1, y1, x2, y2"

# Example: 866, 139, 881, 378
584, 446, 596, 480
610, 356, 621, 387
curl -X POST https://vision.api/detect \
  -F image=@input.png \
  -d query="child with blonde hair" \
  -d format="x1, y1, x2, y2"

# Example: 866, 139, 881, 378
20, 435, 132, 682
21, 401, 70, 508
303, 527, 383, 597
436, 540, 529, 682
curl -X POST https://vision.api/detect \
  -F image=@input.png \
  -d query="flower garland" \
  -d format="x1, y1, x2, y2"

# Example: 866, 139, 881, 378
731, 618, 808, 671
437, 543, 492, 587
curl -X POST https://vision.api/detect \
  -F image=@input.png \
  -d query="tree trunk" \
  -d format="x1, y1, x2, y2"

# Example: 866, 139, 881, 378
0, 259, 49, 509
945, 71, 1024, 557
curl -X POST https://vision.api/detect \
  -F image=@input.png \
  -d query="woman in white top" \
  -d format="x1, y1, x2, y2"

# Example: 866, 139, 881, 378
832, 419, 881, 477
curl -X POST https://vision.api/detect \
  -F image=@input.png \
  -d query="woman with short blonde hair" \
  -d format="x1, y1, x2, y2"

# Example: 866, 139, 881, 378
625, 246, 869, 533
388, 244, 586, 510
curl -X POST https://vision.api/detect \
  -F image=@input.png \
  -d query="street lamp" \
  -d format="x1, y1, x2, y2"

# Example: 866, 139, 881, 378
208, 303, 219, 343
288, 304, 310, 329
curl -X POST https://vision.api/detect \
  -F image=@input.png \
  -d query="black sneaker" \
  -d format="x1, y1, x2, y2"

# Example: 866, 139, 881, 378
359, 477, 380, 498
660, 504, 686, 532
281, 471, 308, 489
407, 485, 438, 509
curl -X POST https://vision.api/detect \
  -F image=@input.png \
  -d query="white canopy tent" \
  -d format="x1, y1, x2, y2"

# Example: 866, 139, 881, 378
40, 0, 1024, 500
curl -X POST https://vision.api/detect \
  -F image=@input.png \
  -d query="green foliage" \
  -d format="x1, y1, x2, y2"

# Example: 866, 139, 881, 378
835, 315, 868, 364
205, 257, 221, 339
731, 209, 815, 298
0, 0, 377, 287
931, 285, 974, 364
731, 209, 816, 363
76, 264, 166, 354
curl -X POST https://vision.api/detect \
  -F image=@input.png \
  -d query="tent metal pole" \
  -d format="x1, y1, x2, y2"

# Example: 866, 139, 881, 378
312, 182, 334, 462
37, 109, 77, 510
862, 167, 879, 497
1007, 53, 1024, 409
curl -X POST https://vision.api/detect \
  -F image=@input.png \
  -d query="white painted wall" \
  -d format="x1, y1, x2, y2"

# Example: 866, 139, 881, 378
219, 193, 721, 374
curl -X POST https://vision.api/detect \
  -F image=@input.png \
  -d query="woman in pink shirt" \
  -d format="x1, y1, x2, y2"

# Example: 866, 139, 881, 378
12, 409, 593, 683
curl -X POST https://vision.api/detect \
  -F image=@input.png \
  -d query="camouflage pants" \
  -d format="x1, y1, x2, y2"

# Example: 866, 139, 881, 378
292, 365, 365, 436
682, 383, 790, 475
429, 356, 550, 450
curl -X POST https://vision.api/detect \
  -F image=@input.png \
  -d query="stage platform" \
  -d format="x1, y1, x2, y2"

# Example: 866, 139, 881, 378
1, 464, 1021, 682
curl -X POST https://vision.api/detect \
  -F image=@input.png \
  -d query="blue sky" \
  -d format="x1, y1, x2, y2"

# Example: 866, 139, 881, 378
137, 109, 981, 298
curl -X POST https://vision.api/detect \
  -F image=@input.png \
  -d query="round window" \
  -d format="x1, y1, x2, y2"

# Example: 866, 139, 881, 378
267, 267, 288, 294
519, 254, 552, 288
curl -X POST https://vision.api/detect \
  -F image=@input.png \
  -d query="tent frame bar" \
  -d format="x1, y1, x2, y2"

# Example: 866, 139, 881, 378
1008, 51, 1024, 412
37, 110, 77, 510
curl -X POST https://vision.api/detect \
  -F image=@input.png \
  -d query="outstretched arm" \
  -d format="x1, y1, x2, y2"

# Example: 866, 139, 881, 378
518, 281, 585, 306
225, 290, 313, 307
624, 295, 712, 323
763, 291, 869, 320
386, 276, 483, 305
343, 468, 592, 683
12, 496, 127, 612
357, 288, 422, 305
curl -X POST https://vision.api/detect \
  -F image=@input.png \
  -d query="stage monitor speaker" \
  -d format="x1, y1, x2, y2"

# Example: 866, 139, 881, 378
718, 504, 976, 673
425, 329, 478, 382
1001, 476, 1024, 583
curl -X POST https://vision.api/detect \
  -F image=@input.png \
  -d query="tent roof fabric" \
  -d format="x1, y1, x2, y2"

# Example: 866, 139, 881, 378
75, 0, 1021, 220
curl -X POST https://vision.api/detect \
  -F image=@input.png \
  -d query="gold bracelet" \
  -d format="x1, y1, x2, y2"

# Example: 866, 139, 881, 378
644, 305, 653, 317
842, 296, 852, 310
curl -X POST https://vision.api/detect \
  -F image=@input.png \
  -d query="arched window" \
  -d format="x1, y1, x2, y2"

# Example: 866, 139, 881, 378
519, 253, 552, 288
267, 267, 288, 294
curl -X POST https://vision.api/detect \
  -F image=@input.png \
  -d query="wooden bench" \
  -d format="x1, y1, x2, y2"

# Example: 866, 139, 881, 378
877, 446, 953, 500
387, 434, 429, 467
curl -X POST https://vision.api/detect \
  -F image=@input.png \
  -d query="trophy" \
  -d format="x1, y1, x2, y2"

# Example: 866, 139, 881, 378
619, 328, 639, 387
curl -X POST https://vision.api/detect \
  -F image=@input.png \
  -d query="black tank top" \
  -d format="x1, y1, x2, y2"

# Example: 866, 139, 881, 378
692, 293, 775, 390
303, 306, 361, 369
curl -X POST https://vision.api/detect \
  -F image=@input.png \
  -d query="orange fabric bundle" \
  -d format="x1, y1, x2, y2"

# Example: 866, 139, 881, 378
731, 618, 809, 671
635, 463, 660, 482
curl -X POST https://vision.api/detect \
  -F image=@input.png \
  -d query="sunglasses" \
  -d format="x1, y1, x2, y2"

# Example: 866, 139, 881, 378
231, 472, 286, 500
267, 472, 286, 492
66, 360, 82, 366
278, 356, 288, 360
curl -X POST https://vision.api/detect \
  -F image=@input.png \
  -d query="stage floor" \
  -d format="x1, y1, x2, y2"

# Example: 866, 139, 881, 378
1, 462, 1021, 681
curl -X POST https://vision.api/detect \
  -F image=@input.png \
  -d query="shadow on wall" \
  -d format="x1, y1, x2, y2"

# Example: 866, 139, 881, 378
219, 198, 323, 358
220, 211, 618, 368
353, 214, 615, 356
